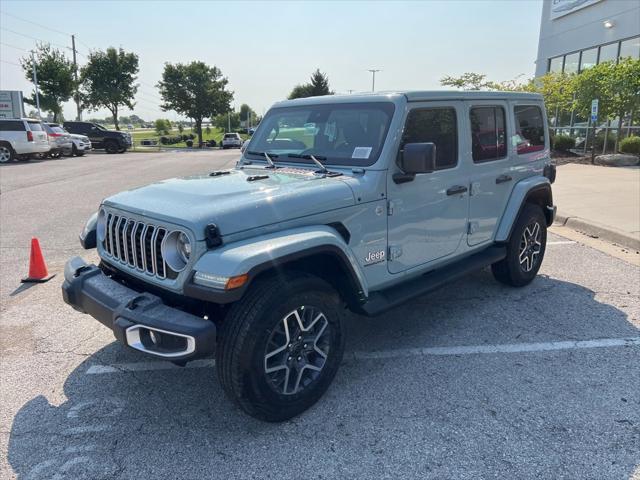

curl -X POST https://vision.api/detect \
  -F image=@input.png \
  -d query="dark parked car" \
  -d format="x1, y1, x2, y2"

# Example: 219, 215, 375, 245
63, 121, 131, 154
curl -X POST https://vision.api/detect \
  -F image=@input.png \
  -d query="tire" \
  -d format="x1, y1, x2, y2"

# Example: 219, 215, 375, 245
217, 272, 345, 422
492, 203, 547, 287
117, 147, 126, 153
0, 144, 15, 163
105, 141, 118, 154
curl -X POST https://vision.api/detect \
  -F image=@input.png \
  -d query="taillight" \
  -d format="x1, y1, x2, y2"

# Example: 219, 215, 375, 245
49, 132, 62, 137
27, 131, 33, 142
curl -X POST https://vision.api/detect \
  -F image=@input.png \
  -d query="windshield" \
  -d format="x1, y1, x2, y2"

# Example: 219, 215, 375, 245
246, 102, 395, 167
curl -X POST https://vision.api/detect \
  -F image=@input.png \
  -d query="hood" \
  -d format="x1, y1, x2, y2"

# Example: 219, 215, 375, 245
103, 167, 355, 239
69, 133, 89, 141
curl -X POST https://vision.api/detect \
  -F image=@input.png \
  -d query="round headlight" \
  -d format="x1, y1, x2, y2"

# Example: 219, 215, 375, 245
162, 230, 191, 272
177, 232, 191, 262
96, 208, 107, 242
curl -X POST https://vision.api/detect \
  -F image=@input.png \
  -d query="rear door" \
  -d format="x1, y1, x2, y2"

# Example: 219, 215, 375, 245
465, 101, 514, 246
386, 102, 469, 273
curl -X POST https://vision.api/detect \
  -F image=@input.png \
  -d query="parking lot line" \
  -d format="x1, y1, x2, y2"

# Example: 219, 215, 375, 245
547, 240, 577, 245
85, 337, 640, 375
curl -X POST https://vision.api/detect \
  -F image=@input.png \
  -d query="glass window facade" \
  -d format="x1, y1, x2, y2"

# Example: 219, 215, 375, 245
549, 56, 563, 73
619, 37, 640, 60
598, 42, 619, 63
546, 36, 639, 73
580, 48, 598, 71
563, 52, 580, 74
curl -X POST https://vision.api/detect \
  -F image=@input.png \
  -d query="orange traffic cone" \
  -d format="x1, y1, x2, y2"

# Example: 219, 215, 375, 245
21, 238, 55, 283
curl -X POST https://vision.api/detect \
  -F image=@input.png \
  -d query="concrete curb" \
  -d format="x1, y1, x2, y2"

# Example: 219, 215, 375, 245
555, 213, 640, 251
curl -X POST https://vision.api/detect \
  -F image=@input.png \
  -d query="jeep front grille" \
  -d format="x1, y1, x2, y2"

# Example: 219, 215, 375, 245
103, 213, 176, 279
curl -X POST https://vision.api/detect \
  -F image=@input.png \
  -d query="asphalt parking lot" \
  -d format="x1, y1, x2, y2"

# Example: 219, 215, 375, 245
1, 151, 639, 479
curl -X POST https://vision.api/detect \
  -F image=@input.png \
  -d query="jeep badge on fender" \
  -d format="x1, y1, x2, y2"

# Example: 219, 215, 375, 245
63, 90, 556, 422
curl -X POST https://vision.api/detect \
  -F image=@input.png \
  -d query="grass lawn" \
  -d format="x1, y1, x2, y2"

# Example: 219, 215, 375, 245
130, 127, 248, 149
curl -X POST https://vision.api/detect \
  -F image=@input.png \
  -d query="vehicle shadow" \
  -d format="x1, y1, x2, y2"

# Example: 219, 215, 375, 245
7, 271, 640, 479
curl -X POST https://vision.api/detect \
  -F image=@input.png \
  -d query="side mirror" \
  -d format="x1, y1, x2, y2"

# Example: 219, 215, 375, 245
394, 142, 436, 183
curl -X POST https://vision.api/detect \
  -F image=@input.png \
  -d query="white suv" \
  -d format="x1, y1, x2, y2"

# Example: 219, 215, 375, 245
0, 118, 50, 163
221, 132, 243, 149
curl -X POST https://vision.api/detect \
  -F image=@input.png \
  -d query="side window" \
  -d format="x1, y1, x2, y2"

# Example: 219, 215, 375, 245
470, 106, 507, 163
514, 106, 545, 154
401, 108, 458, 170
0, 121, 26, 131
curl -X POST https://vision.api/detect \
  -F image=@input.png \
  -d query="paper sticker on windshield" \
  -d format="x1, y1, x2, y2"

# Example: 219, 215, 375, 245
352, 147, 372, 159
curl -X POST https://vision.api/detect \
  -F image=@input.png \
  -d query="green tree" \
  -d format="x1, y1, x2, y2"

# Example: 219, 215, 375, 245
528, 72, 575, 120
440, 72, 495, 90
212, 111, 240, 131
154, 119, 171, 135
288, 69, 333, 99
608, 58, 640, 144
239, 103, 258, 126
440, 72, 533, 91
80, 47, 139, 130
158, 61, 233, 147
21, 43, 76, 122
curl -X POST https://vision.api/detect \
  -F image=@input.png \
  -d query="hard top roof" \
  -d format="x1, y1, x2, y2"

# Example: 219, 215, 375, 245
273, 90, 542, 108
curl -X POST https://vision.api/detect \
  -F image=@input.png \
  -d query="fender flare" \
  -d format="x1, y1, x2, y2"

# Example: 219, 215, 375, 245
495, 176, 553, 242
184, 226, 368, 304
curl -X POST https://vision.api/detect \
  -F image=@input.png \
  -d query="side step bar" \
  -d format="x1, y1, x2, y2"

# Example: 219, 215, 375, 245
360, 245, 506, 316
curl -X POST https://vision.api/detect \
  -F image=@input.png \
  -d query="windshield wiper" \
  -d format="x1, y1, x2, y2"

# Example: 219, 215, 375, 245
246, 150, 278, 169
286, 153, 328, 173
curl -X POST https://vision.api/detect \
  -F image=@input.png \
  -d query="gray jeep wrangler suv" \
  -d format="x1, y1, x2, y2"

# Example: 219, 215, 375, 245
63, 91, 556, 421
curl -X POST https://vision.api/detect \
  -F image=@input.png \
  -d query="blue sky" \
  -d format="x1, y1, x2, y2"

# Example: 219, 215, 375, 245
0, 0, 543, 121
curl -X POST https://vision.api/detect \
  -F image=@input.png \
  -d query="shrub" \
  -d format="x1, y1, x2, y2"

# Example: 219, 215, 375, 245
188, 133, 195, 140
159, 136, 168, 145
181, 134, 189, 142
593, 131, 616, 152
619, 135, 640, 155
553, 135, 575, 151
186, 139, 194, 147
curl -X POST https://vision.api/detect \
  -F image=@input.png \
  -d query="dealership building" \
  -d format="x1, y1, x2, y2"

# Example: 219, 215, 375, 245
534, 0, 639, 146
535, 0, 639, 77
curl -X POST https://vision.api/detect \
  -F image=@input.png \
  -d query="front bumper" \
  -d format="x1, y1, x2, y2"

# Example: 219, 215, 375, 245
62, 257, 216, 362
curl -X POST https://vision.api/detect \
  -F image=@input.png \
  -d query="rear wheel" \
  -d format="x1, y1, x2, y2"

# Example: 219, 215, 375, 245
217, 272, 345, 422
492, 203, 547, 287
0, 144, 14, 163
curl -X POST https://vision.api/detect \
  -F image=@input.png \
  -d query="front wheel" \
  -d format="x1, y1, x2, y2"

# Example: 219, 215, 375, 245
217, 272, 345, 422
492, 203, 547, 287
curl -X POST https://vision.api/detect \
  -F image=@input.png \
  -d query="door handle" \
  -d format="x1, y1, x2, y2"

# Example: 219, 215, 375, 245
446, 185, 468, 196
495, 174, 513, 184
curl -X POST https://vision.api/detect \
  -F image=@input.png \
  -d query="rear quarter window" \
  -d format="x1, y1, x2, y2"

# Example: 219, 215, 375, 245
0, 120, 26, 131
27, 122, 44, 132
514, 105, 545, 154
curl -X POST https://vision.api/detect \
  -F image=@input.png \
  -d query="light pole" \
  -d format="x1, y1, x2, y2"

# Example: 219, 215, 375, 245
31, 52, 42, 119
367, 69, 381, 92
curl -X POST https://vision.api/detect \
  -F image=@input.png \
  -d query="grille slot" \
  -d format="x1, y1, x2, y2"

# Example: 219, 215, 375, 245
102, 213, 172, 280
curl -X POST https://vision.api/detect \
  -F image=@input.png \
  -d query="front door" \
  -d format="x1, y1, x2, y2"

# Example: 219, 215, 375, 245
465, 101, 513, 246
387, 102, 469, 274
